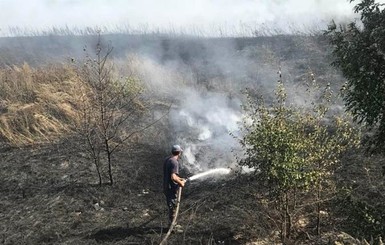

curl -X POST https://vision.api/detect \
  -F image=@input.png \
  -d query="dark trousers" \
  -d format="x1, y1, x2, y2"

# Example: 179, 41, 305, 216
164, 189, 178, 224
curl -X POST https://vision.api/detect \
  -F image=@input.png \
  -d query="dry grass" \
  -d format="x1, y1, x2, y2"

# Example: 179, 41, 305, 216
0, 63, 86, 145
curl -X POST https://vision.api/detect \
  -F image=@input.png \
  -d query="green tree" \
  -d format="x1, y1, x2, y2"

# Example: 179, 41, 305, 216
237, 78, 359, 240
326, 2, 385, 240
326, 0, 385, 153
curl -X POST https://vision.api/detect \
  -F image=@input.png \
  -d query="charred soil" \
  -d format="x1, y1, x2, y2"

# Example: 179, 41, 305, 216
0, 136, 273, 245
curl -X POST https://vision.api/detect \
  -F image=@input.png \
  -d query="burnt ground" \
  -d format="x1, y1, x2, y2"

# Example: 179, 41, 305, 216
1, 135, 374, 245
0, 136, 274, 245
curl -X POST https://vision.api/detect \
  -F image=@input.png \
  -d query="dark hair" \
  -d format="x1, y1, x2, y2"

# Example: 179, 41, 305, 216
171, 151, 180, 156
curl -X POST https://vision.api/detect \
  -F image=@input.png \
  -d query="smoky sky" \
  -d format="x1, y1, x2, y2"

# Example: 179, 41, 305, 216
0, 0, 380, 36
0, 0, 382, 172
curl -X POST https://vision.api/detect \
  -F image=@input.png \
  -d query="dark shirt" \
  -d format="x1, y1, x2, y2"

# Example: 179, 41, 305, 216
163, 156, 179, 193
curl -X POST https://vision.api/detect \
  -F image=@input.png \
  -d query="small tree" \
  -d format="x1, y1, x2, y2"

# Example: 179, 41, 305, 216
237, 77, 359, 240
78, 33, 145, 186
326, 0, 385, 153
326, 2, 385, 238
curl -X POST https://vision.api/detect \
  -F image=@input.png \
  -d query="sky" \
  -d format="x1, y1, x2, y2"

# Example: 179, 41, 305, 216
0, 0, 375, 36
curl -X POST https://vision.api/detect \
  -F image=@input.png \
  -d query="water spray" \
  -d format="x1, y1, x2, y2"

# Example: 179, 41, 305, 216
187, 167, 231, 182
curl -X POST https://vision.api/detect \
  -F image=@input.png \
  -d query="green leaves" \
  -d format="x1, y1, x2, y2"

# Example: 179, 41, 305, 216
238, 80, 360, 194
326, 0, 385, 152
238, 79, 361, 239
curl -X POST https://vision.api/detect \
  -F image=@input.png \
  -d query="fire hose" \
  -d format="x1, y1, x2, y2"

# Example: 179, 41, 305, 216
159, 186, 183, 245
159, 169, 230, 244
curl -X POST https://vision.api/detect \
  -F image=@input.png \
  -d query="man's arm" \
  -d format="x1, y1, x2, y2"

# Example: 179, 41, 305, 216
171, 173, 186, 187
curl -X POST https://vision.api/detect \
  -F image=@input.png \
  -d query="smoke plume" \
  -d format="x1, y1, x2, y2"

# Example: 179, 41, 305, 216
0, 0, 374, 37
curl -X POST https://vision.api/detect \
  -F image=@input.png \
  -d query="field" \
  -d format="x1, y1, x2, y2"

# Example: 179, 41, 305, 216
0, 33, 384, 244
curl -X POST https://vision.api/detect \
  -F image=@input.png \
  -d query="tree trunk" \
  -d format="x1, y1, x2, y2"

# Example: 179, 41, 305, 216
281, 193, 287, 242
94, 158, 102, 187
316, 183, 321, 235
286, 192, 292, 239
105, 139, 113, 185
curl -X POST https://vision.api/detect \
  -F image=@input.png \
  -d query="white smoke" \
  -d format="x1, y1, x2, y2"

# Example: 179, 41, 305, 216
171, 89, 242, 173
0, 0, 377, 37
125, 53, 243, 173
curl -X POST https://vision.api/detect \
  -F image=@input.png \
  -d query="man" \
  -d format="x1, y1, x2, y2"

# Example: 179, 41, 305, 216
163, 144, 186, 227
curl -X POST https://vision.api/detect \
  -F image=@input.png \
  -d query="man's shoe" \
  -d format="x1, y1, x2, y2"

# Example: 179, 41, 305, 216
174, 224, 183, 233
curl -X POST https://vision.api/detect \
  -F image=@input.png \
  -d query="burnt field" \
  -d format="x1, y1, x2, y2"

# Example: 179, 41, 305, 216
0, 136, 270, 244
0, 33, 384, 244
2, 135, 382, 244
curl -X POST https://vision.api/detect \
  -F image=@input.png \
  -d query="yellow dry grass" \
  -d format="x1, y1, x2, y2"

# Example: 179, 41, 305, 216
0, 63, 87, 146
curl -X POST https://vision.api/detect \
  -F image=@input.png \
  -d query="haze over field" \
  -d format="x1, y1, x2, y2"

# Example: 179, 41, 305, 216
1, 0, 370, 171
0, 0, 380, 36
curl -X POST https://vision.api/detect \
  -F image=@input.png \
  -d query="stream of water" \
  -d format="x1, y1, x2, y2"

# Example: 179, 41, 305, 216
188, 168, 231, 181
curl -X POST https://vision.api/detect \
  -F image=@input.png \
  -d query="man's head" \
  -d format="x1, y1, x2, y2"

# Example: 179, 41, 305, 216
171, 145, 183, 156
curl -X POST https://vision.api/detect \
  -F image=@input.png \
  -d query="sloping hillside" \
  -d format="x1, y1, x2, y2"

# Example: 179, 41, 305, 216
1, 33, 383, 244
